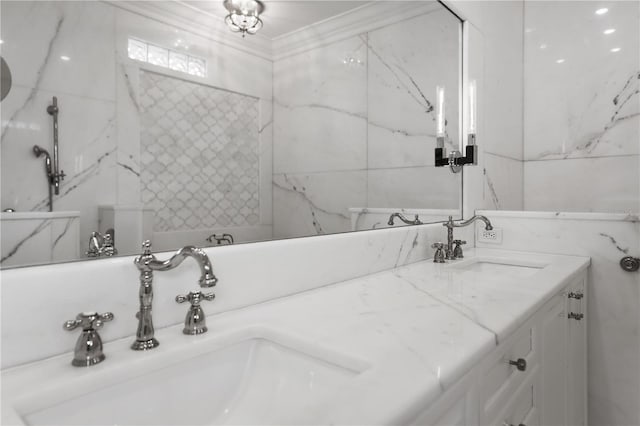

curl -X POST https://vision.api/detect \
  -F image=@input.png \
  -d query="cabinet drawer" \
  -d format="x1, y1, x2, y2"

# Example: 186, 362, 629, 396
482, 324, 536, 420
490, 369, 539, 426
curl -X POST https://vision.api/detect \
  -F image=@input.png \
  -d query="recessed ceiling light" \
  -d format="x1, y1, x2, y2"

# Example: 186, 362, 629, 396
603, 28, 616, 35
60, 55, 70, 61
0, 40, 4, 44
556, 59, 565, 64
540, 44, 548, 49
595, 8, 609, 15
611, 47, 621, 52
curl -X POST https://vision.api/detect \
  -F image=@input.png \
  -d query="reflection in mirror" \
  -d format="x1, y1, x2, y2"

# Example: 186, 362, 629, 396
0, 1, 463, 268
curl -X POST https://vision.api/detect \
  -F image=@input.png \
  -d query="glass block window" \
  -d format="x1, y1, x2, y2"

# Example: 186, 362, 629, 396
128, 38, 147, 62
127, 38, 207, 78
188, 57, 206, 77
148, 45, 169, 67
169, 51, 188, 73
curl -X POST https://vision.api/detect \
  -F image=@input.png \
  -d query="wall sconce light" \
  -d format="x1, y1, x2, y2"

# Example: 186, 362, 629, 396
434, 80, 478, 173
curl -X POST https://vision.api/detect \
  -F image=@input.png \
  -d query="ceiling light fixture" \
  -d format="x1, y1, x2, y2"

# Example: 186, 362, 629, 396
595, 8, 609, 15
611, 47, 621, 52
603, 28, 616, 35
223, 0, 264, 38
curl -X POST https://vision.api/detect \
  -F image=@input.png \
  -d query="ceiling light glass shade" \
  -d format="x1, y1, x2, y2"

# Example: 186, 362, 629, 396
223, 0, 264, 37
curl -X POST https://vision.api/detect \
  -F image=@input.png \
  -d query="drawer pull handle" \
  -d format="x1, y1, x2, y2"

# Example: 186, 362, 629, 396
568, 312, 584, 321
508, 358, 527, 371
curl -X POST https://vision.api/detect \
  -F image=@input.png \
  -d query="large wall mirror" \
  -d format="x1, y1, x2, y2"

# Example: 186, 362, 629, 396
0, 0, 463, 268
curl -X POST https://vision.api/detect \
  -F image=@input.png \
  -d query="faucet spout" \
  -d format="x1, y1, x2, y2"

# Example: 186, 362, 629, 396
144, 246, 218, 287
452, 214, 493, 230
388, 212, 423, 226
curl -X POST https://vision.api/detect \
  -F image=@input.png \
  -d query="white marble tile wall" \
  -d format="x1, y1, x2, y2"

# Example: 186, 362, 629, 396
1, 221, 473, 368
523, 1, 640, 213
0, 1, 118, 256
273, 9, 462, 239
476, 210, 640, 426
1, 1, 274, 261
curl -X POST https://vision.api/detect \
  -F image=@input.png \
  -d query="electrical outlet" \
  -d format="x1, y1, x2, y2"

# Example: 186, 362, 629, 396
478, 227, 503, 244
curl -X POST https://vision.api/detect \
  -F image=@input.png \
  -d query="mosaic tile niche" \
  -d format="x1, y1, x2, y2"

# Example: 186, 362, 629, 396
139, 71, 260, 232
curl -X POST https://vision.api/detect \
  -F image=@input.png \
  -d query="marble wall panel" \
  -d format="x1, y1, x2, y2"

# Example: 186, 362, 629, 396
367, 167, 460, 210
483, 153, 524, 211
273, 36, 367, 174
0, 213, 79, 267
523, 1, 640, 213
273, 171, 367, 239
0, 1, 116, 102
524, 155, 639, 213
366, 9, 460, 169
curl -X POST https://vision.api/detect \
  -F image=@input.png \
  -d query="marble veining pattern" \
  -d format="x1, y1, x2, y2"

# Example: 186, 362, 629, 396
0, 219, 52, 265
1, 214, 79, 267
139, 71, 260, 232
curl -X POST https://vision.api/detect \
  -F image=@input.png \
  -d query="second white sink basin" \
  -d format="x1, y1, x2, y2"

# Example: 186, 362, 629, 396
447, 257, 547, 278
13, 332, 367, 426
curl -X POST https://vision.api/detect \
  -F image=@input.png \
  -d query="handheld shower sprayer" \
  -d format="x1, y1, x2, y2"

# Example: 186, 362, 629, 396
33, 96, 65, 211
32, 144, 54, 211
32, 145, 52, 174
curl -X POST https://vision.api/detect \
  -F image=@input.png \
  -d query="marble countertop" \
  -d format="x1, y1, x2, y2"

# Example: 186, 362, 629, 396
1, 248, 589, 425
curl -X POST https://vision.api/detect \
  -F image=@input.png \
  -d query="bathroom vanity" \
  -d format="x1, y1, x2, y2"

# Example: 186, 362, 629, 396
1, 248, 588, 426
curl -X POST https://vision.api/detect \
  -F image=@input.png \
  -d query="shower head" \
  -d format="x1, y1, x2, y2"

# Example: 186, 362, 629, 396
32, 145, 50, 158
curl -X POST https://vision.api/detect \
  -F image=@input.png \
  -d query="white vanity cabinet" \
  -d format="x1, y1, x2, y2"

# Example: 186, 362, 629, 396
413, 272, 587, 426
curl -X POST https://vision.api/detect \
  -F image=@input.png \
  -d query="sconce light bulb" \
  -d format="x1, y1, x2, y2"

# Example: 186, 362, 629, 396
436, 86, 445, 137
468, 80, 477, 134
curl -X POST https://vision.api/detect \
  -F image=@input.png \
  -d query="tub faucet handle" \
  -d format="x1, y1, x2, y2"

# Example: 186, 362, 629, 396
176, 291, 215, 335
64, 312, 114, 367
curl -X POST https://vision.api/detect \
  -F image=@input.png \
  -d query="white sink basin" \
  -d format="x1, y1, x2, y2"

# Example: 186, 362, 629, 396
11, 332, 367, 425
446, 257, 547, 278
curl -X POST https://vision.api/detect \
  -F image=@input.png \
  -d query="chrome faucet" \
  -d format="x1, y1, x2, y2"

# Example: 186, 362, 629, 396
443, 215, 493, 260
388, 213, 423, 226
206, 233, 234, 245
132, 241, 218, 350
86, 229, 117, 258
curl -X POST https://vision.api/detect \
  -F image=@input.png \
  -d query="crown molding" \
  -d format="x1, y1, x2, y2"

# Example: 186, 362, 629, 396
104, 0, 274, 61
105, 1, 444, 63
271, 2, 442, 61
